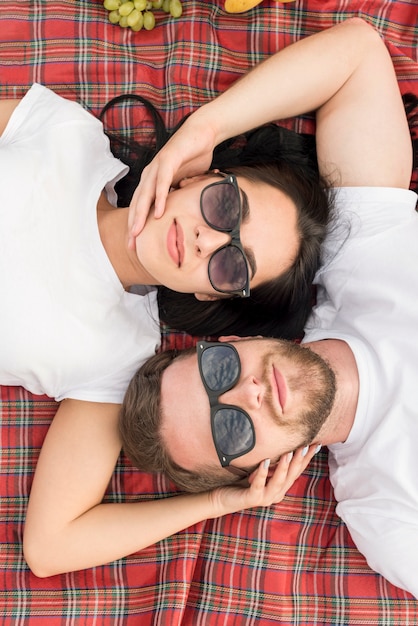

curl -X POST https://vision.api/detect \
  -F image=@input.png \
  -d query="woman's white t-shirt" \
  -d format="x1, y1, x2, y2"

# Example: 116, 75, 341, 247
0, 84, 160, 403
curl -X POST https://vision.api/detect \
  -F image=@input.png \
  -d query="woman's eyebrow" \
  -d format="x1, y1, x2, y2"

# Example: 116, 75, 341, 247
240, 189, 257, 279
241, 189, 250, 223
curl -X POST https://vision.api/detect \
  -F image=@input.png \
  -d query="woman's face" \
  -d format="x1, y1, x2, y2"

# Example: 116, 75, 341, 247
134, 174, 299, 299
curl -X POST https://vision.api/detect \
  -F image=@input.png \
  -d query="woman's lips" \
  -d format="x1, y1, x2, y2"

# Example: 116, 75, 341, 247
167, 219, 185, 267
272, 366, 287, 412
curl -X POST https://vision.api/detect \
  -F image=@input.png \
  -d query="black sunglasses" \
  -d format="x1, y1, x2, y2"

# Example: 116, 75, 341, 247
197, 340, 256, 477
200, 173, 251, 298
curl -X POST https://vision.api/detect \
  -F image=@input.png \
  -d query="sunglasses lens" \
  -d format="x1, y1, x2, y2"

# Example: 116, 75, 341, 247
213, 407, 254, 456
208, 246, 248, 293
201, 181, 240, 230
198, 343, 256, 463
200, 345, 239, 391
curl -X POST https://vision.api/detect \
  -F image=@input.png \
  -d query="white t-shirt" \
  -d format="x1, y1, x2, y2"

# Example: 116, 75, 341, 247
304, 186, 418, 598
0, 84, 160, 403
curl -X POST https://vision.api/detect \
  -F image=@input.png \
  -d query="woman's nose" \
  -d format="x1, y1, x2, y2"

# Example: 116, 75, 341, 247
195, 224, 231, 257
219, 376, 265, 411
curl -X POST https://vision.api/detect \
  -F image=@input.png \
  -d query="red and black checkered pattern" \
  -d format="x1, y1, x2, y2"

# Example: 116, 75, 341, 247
0, 1, 417, 623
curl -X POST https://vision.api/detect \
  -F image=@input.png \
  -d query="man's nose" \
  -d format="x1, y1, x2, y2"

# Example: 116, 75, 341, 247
195, 224, 231, 257
219, 375, 265, 411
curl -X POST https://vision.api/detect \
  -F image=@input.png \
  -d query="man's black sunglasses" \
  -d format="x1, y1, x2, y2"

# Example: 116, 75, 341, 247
197, 340, 256, 477
200, 173, 251, 298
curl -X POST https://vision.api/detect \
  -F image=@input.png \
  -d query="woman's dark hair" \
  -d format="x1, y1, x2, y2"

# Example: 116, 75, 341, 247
101, 93, 417, 338
100, 95, 333, 339
99, 96, 329, 339
158, 137, 332, 339
403, 93, 418, 194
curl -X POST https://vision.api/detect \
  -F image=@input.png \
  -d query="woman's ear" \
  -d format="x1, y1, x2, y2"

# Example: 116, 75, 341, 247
179, 170, 219, 188
194, 292, 220, 302
178, 174, 208, 188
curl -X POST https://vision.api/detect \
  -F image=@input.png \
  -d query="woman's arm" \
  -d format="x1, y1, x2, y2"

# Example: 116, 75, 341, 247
128, 18, 412, 242
23, 399, 317, 577
0, 99, 21, 136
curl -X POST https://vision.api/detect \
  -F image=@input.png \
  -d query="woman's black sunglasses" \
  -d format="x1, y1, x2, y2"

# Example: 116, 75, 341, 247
200, 173, 251, 298
197, 340, 256, 477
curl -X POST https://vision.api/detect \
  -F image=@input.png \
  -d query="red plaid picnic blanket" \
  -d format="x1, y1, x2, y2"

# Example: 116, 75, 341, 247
0, 2, 417, 624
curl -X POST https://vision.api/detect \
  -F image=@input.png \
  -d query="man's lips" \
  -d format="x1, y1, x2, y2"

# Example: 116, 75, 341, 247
167, 219, 185, 267
272, 366, 287, 411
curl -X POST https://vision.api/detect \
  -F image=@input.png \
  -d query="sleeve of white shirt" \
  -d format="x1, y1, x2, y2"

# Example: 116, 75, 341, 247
342, 510, 418, 598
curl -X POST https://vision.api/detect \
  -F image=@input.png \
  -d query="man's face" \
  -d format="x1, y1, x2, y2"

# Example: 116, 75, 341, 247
160, 338, 336, 474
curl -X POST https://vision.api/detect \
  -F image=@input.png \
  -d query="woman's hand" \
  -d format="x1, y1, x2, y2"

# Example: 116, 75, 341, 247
127, 112, 218, 248
209, 443, 321, 516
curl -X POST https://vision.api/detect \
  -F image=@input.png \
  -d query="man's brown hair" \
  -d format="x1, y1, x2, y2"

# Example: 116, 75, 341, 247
119, 348, 241, 492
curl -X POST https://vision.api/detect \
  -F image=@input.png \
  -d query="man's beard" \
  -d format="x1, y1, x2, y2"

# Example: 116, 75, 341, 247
261, 339, 336, 444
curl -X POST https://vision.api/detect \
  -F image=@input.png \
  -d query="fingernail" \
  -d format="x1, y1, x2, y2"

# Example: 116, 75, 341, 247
314, 444, 322, 454
286, 451, 294, 463
301, 445, 309, 457
263, 458, 271, 470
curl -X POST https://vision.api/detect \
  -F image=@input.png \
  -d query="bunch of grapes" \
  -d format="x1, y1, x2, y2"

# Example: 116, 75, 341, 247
103, 0, 183, 32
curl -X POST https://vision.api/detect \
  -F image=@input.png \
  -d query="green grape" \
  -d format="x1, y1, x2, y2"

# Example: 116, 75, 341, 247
169, 0, 182, 18
143, 10, 155, 29
119, 0, 134, 15
104, 0, 121, 10
130, 12, 144, 30
127, 8, 141, 27
105, 0, 182, 33
108, 9, 121, 22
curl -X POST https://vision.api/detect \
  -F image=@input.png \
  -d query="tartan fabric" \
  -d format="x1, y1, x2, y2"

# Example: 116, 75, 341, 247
0, 1, 417, 624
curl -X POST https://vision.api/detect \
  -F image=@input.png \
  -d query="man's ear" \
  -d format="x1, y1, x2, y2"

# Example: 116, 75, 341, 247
219, 335, 262, 342
218, 335, 243, 343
